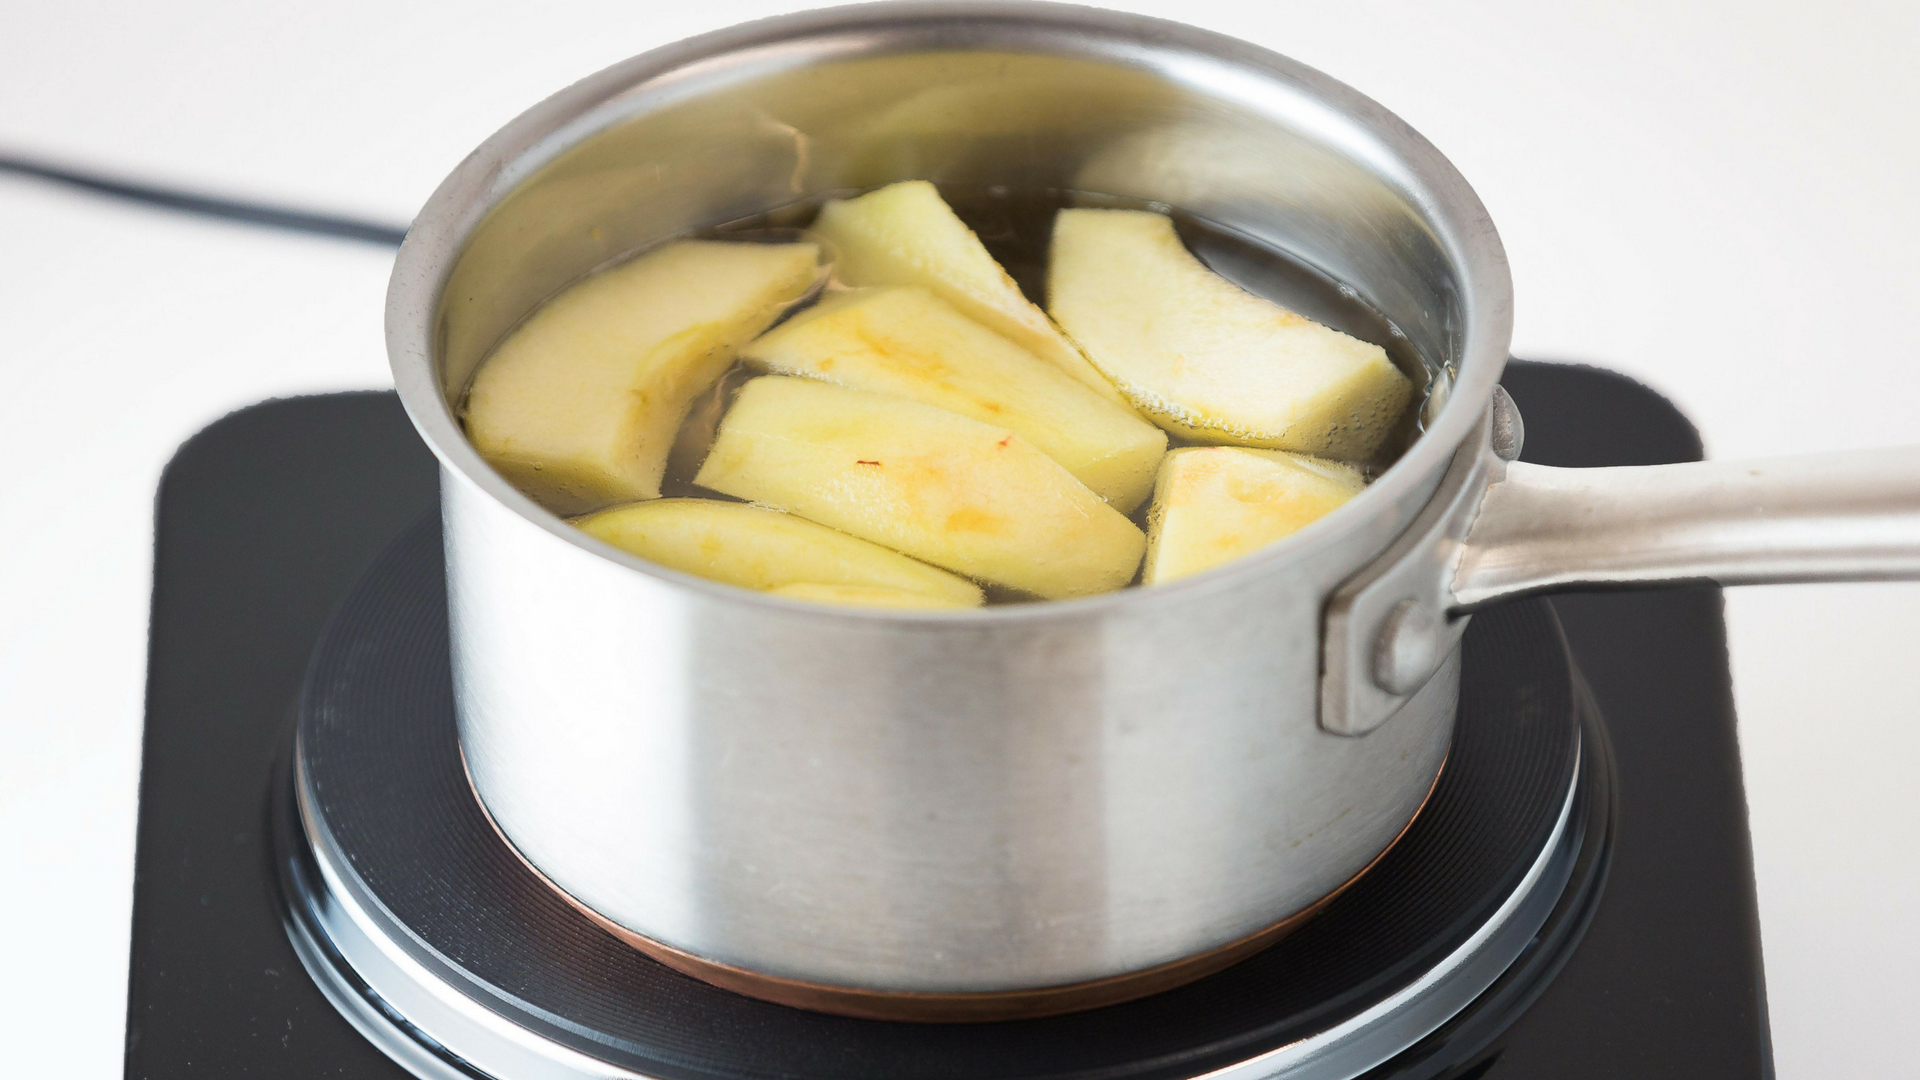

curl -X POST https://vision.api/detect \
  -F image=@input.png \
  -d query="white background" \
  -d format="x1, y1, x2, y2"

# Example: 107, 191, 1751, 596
2, 1, 1915, 1075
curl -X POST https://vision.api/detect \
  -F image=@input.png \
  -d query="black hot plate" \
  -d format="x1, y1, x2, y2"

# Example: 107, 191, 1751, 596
125, 362, 1772, 1079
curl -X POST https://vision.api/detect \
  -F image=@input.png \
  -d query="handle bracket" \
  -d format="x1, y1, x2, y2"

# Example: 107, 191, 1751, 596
1320, 396, 1513, 737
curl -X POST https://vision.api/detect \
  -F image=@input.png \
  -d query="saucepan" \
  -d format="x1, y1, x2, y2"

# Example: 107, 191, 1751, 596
385, 0, 1920, 1022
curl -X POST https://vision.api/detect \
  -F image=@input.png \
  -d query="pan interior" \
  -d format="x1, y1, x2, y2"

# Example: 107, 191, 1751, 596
432, 42, 1468, 412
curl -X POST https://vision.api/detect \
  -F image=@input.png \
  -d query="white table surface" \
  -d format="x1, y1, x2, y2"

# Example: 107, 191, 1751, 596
3, 1, 1915, 1075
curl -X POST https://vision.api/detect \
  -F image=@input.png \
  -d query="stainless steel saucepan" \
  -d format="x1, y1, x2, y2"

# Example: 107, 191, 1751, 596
385, 0, 1920, 1022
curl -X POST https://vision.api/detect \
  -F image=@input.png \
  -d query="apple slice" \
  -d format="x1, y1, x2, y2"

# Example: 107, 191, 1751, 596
1144, 447, 1365, 585
694, 376, 1146, 600
464, 240, 821, 514
767, 582, 977, 609
744, 286, 1166, 512
576, 498, 982, 608
810, 180, 1134, 410
1048, 208, 1413, 460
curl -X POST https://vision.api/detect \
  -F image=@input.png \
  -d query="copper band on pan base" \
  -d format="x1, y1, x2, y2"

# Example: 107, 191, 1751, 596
464, 750, 1447, 1023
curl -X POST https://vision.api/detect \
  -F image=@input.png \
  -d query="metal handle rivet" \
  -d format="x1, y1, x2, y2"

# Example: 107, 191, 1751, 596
1489, 385, 1525, 462
1372, 600, 1440, 696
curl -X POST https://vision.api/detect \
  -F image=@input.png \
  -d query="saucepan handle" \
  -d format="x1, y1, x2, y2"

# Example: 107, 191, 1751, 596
1322, 392, 1920, 737
1452, 446, 1920, 610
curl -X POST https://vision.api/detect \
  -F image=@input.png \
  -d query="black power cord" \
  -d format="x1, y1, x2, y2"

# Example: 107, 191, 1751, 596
0, 150, 409, 247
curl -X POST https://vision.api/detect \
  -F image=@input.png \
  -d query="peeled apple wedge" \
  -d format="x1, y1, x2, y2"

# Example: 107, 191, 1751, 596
1048, 209, 1413, 460
810, 180, 1134, 410
1144, 447, 1365, 585
744, 286, 1167, 512
464, 240, 821, 514
767, 582, 976, 609
575, 498, 982, 608
694, 377, 1146, 600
